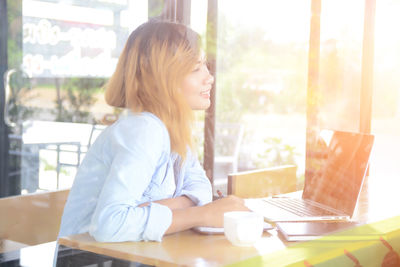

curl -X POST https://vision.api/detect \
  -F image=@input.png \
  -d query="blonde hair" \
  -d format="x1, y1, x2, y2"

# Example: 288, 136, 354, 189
105, 21, 201, 161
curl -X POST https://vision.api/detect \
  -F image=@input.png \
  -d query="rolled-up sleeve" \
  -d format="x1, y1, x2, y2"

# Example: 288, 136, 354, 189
180, 151, 212, 206
89, 116, 171, 242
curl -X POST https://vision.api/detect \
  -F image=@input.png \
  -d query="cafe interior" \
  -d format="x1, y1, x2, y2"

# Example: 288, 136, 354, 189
1, 0, 400, 266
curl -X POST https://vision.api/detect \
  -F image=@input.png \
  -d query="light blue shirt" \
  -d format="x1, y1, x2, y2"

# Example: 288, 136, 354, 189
58, 111, 212, 242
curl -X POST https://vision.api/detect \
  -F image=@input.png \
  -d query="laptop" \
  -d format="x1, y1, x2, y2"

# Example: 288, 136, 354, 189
246, 130, 374, 222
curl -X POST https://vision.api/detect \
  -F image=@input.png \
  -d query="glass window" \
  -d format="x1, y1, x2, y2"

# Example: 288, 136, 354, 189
189, 0, 208, 165
370, 0, 400, 185
213, 0, 310, 194
5, 0, 164, 196
318, 0, 365, 132
190, 0, 207, 36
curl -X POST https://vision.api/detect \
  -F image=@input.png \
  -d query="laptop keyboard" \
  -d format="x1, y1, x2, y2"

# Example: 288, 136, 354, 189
263, 198, 339, 217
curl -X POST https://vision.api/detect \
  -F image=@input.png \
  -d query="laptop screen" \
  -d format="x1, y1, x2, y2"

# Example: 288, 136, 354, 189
302, 130, 374, 216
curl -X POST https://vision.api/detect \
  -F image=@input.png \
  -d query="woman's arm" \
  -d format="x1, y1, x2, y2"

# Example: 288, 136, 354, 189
172, 151, 213, 207
139, 196, 195, 210
165, 195, 249, 235
140, 194, 249, 235
140, 195, 249, 234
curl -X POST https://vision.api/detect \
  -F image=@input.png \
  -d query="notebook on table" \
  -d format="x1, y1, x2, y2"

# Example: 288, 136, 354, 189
276, 221, 382, 242
193, 222, 274, 235
246, 130, 374, 222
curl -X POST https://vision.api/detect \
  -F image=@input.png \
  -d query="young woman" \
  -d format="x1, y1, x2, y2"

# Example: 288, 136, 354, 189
58, 20, 248, 242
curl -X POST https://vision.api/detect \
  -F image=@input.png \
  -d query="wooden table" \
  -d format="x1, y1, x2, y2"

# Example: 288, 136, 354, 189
58, 176, 400, 266
59, 230, 287, 266
0, 239, 28, 253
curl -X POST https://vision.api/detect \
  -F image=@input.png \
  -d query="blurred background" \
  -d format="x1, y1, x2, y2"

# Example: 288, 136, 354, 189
0, 0, 398, 197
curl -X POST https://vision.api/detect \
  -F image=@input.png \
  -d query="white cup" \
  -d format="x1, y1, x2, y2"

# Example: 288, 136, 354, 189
224, 211, 264, 247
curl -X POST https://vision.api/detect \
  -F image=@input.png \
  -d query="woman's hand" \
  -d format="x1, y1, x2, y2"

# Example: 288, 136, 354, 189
200, 195, 250, 228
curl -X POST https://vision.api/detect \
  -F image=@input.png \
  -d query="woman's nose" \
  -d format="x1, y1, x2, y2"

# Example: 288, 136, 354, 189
206, 74, 214, 85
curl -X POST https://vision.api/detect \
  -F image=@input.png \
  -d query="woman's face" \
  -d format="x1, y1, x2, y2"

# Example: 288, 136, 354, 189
181, 55, 214, 110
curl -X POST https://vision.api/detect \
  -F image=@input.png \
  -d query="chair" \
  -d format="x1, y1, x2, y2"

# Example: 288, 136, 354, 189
214, 122, 244, 174
16, 121, 107, 192
0, 190, 69, 247
193, 122, 244, 179
227, 165, 297, 198
87, 124, 107, 148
